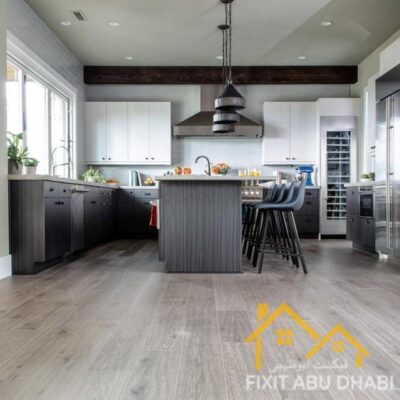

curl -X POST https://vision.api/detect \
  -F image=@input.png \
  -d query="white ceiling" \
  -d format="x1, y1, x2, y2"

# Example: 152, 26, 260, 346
25, 0, 400, 66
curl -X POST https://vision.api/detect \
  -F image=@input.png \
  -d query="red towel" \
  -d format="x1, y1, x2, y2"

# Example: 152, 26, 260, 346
149, 203, 157, 227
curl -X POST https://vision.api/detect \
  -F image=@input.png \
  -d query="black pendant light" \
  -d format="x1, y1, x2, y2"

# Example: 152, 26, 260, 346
215, 0, 245, 113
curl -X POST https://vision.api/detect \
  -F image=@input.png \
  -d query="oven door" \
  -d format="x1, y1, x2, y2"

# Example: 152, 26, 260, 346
359, 193, 373, 218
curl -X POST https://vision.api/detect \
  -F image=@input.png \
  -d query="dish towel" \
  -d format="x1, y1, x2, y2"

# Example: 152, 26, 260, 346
149, 202, 157, 227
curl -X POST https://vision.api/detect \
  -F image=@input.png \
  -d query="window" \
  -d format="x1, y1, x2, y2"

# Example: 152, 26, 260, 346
6, 59, 73, 177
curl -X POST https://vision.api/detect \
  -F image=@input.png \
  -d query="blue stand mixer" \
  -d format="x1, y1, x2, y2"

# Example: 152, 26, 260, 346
296, 165, 314, 186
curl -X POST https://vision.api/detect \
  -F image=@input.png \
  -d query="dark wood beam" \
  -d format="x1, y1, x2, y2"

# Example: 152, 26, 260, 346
84, 66, 357, 85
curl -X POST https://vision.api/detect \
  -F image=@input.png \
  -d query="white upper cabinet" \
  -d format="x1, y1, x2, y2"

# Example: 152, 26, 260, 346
85, 101, 171, 165
128, 102, 150, 163
149, 102, 171, 163
85, 102, 107, 163
106, 102, 128, 162
290, 102, 316, 163
263, 102, 316, 165
263, 102, 290, 163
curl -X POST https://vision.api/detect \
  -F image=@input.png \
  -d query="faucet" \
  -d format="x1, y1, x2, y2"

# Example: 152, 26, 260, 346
195, 155, 211, 176
51, 146, 73, 176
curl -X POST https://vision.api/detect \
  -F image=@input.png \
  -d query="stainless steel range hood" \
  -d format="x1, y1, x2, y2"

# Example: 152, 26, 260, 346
173, 85, 263, 138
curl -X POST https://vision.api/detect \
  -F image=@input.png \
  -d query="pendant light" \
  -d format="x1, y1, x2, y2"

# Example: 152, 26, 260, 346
215, 0, 245, 112
212, 24, 236, 133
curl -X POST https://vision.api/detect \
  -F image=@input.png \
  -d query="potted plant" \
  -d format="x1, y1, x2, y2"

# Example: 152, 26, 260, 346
360, 173, 371, 183
81, 166, 106, 183
23, 157, 39, 175
7, 132, 29, 175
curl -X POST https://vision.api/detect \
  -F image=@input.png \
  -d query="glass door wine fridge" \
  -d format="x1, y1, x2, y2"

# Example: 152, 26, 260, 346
320, 117, 357, 235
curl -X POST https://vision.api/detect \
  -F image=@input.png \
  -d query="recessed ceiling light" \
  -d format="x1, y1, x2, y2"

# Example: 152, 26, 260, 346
216, 55, 223, 60
60, 21, 72, 26
298, 55, 307, 60
108, 21, 120, 27
321, 20, 333, 26
125, 56, 134, 60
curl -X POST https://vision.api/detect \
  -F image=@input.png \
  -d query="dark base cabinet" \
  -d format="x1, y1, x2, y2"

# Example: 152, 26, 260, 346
117, 189, 158, 238
9, 180, 117, 275
294, 188, 320, 239
346, 187, 376, 254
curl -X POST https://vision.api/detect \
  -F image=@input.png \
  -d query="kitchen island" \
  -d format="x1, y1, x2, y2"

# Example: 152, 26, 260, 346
156, 175, 274, 273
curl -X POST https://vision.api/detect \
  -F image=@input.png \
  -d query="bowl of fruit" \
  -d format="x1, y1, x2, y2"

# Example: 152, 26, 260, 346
212, 163, 230, 175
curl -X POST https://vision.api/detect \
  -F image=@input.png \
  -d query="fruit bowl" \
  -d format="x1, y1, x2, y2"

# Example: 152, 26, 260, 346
212, 163, 230, 175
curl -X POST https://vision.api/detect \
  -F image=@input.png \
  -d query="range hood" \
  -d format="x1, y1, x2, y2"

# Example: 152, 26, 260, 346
173, 85, 263, 138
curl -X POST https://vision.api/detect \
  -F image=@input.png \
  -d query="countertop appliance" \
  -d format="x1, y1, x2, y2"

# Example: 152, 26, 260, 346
296, 165, 314, 186
375, 64, 400, 258
359, 186, 374, 218
320, 117, 357, 235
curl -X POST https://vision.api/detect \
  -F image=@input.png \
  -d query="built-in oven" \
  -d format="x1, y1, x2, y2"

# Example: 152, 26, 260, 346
359, 186, 374, 218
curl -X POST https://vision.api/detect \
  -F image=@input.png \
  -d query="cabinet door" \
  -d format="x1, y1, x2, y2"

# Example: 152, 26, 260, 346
84, 196, 101, 247
85, 102, 107, 163
116, 190, 135, 237
290, 102, 316, 163
262, 102, 290, 164
106, 102, 128, 162
128, 103, 150, 162
149, 102, 171, 164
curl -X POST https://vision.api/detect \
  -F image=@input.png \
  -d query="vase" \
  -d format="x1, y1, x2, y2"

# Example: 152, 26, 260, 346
8, 161, 22, 175
24, 166, 37, 175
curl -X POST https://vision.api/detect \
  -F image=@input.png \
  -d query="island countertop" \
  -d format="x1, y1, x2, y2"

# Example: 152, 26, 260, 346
155, 175, 275, 181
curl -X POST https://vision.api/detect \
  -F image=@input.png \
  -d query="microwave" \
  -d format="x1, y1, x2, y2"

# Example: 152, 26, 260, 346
359, 186, 373, 218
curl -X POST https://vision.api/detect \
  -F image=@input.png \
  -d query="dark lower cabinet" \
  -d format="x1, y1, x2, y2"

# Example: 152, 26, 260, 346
10, 180, 117, 275
346, 186, 376, 254
294, 188, 320, 238
44, 198, 71, 260
117, 189, 158, 238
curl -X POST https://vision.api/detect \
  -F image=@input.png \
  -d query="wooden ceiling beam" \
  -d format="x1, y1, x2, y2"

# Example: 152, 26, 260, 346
84, 66, 357, 85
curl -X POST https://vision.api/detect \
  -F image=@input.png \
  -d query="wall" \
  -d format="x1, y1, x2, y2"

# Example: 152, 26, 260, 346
87, 84, 349, 184
6, 0, 86, 174
0, 0, 11, 279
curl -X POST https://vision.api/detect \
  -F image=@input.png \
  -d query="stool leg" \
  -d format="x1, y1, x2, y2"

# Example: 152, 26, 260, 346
248, 209, 261, 260
257, 211, 270, 274
252, 210, 265, 267
288, 211, 308, 274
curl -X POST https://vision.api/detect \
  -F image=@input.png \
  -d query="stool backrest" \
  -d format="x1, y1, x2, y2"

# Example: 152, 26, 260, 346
289, 180, 306, 211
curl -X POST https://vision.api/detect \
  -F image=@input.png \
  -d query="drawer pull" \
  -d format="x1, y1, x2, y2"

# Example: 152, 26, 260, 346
305, 201, 312, 205
90, 200, 97, 204
49, 187, 55, 192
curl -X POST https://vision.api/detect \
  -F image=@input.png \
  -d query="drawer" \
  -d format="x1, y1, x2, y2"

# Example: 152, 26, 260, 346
84, 186, 100, 198
296, 198, 319, 216
134, 189, 159, 199
294, 216, 319, 234
304, 189, 319, 198
100, 189, 116, 197
43, 182, 71, 198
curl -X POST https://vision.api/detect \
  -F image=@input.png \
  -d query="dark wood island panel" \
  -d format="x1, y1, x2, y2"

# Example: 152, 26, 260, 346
159, 180, 242, 273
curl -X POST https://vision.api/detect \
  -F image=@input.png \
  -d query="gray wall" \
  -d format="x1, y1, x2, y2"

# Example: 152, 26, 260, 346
0, 0, 10, 278
87, 84, 349, 184
6, 0, 86, 173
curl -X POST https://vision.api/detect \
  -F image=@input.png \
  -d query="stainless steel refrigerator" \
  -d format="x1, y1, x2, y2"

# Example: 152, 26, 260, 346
375, 65, 400, 257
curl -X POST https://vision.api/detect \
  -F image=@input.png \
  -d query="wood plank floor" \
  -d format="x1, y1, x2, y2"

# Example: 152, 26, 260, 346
0, 239, 400, 399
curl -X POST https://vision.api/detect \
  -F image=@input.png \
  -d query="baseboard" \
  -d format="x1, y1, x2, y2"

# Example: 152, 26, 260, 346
0, 254, 12, 280
321, 234, 347, 239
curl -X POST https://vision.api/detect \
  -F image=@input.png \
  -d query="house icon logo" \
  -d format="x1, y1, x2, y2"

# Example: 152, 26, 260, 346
245, 303, 369, 371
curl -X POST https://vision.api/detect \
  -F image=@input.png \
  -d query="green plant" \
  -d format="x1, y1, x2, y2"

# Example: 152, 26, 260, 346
7, 132, 29, 170
361, 173, 370, 179
23, 157, 39, 167
369, 172, 375, 181
80, 166, 106, 183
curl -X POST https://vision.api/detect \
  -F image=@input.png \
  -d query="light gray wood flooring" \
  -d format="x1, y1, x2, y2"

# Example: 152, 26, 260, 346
0, 239, 399, 399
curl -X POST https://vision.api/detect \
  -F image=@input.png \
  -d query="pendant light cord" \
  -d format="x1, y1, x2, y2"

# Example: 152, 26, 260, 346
228, 3, 232, 83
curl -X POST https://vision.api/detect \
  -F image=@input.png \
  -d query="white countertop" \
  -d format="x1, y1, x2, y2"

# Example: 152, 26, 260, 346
155, 175, 276, 181
344, 182, 375, 188
8, 174, 119, 189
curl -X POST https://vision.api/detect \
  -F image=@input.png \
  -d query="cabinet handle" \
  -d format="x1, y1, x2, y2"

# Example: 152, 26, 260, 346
102, 202, 106, 206
145, 157, 149, 160
49, 187, 55, 192
292, 157, 296, 160
91, 200, 97, 204
102, 157, 105, 160
370, 146, 376, 150
305, 201, 312, 205
144, 193, 152, 196
151, 157, 155, 160
108, 158, 111, 160
286, 157, 290, 160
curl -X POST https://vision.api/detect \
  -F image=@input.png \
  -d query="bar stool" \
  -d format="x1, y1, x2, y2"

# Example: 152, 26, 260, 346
252, 181, 307, 274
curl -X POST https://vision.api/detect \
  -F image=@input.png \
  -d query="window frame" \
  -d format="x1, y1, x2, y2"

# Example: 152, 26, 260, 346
7, 32, 78, 179
7, 56, 73, 178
